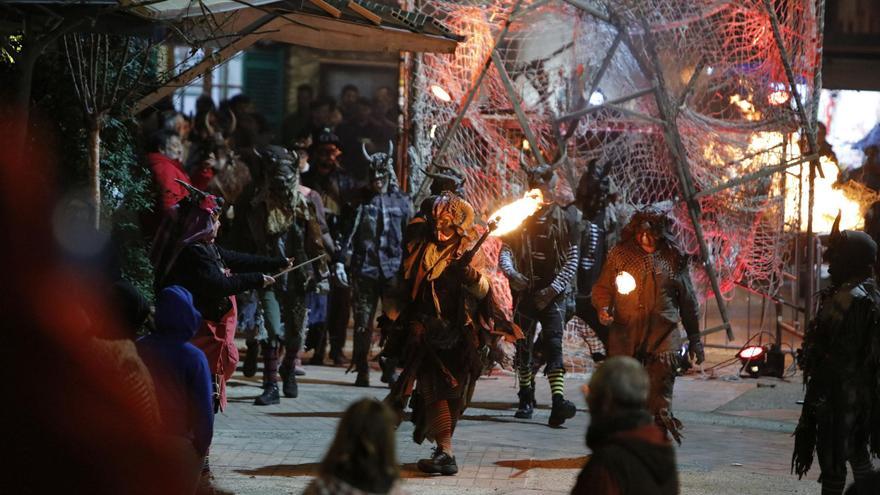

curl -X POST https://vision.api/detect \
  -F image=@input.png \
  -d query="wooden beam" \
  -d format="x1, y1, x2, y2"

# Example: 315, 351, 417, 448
133, 16, 284, 114
308, 0, 342, 18
348, 1, 382, 25
266, 12, 457, 53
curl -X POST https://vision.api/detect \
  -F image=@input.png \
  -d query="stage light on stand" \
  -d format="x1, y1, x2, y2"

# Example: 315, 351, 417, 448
430, 84, 452, 102
737, 345, 767, 378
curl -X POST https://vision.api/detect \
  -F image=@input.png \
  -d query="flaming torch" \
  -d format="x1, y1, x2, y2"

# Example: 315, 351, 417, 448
488, 189, 545, 237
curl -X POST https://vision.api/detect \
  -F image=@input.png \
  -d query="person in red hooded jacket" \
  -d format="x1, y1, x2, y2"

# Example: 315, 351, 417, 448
148, 130, 191, 212
572, 356, 679, 495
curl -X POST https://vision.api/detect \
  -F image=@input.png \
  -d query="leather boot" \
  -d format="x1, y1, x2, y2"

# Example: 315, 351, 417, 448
254, 382, 279, 406
279, 345, 298, 398
242, 339, 259, 378
353, 326, 370, 387
514, 387, 535, 419
549, 393, 577, 427
379, 356, 399, 387
254, 342, 280, 405
308, 324, 327, 365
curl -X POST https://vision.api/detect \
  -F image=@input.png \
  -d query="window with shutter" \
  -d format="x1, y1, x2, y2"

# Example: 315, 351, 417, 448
243, 45, 286, 138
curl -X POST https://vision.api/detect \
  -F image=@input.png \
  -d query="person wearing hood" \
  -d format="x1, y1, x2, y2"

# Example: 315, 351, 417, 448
591, 209, 703, 444
137, 285, 214, 494
572, 356, 679, 495
152, 190, 290, 413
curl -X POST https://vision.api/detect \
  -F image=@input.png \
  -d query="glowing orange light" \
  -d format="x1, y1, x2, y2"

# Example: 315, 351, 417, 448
615, 271, 636, 295
784, 151, 861, 233
488, 189, 544, 236
521, 139, 530, 151
730, 94, 762, 121
767, 90, 790, 106
430, 85, 452, 102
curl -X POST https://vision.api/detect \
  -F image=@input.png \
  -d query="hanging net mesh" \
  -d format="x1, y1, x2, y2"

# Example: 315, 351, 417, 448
410, 0, 822, 372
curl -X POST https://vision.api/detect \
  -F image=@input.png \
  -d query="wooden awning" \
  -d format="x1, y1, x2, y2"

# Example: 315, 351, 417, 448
132, 1, 462, 113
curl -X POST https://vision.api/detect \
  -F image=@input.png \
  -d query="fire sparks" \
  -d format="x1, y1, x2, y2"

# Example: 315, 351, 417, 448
615, 271, 636, 295
767, 90, 790, 106
730, 94, 762, 121
784, 153, 862, 233
488, 189, 544, 236
703, 92, 864, 234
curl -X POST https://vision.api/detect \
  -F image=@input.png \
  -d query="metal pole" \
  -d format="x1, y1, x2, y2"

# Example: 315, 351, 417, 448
762, 0, 825, 326
616, 13, 735, 340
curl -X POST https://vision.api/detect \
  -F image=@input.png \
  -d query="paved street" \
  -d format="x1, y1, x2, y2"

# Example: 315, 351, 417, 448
204, 347, 849, 494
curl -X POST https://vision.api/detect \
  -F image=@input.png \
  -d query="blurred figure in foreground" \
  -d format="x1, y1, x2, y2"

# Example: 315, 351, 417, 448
572, 356, 679, 495
304, 398, 402, 495
137, 286, 214, 495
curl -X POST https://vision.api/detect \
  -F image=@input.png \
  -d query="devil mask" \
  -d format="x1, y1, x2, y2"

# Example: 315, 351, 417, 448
825, 212, 877, 285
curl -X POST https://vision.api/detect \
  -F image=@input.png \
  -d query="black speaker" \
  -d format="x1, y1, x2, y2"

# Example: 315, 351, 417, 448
763, 346, 786, 378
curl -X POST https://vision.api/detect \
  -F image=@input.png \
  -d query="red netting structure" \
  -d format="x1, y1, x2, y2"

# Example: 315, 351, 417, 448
409, 0, 822, 372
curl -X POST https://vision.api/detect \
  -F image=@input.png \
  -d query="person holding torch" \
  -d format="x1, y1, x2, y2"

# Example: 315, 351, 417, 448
381, 191, 521, 475
591, 209, 703, 443
498, 154, 581, 427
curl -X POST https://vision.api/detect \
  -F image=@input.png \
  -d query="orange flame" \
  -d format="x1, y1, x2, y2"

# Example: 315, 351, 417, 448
730, 94, 762, 121
488, 189, 544, 236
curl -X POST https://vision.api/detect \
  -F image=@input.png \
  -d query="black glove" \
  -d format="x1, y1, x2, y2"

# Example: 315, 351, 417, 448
507, 271, 529, 291
533, 286, 558, 311
688, 337, 705, 365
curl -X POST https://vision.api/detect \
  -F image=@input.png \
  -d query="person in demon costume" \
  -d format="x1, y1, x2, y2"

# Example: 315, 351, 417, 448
572, 159, 617, 362
591, 209, 704, 443
793, 214, 880, 495
382, 192, 521, 475
238, 145, 328, 405
339, 142, 412, 387
498, 156, 580, 427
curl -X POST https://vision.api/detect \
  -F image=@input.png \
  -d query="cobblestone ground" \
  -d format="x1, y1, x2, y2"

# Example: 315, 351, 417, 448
207, 348, 840, 495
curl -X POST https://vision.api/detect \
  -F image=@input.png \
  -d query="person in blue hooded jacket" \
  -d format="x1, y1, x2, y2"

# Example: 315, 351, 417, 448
137, 286, 214, 491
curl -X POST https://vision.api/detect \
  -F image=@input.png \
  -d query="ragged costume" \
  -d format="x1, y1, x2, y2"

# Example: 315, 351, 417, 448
792, 217, 880, 495
238, 145, 328, 405
591, 209, 703, 443
383, 192, 521, 475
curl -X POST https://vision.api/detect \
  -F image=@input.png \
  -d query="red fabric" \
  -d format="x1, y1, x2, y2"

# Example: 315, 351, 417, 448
148, 152, 191, 211
190, 296, 238, 410
571, 424, 672, 495
189, 162, 215, 192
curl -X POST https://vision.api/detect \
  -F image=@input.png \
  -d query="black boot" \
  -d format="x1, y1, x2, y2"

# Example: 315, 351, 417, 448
417, 448, 458, 476
307, 324, 327, 365
279, 346, 298, 398
549, 393, 576, 427
242, 339, 259, 378
254, 382, 279, 406
514, 387, 535, 419
254, 342, 280, 405
379, 356, 398, 386
353, 326, 371, 387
